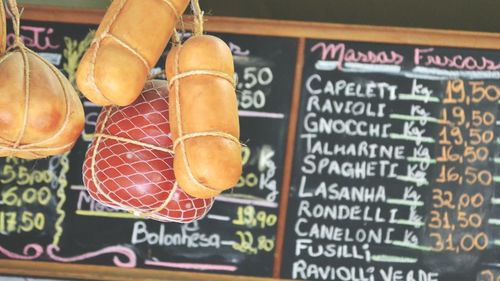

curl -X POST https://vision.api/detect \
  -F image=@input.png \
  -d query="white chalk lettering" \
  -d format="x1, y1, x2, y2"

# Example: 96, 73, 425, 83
305, 76, 398, 100
131, 221, 220, 248
298, 176, 386, 202
303, 113, 392, 137
301, 155, 399, 179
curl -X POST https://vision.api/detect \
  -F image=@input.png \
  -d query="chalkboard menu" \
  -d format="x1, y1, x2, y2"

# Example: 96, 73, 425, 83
0, 13, 499, 281
0, 20, 297, 278
281, 39, 500, 281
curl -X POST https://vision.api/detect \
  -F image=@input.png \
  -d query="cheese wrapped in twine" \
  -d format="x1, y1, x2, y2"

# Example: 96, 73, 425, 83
0, 0, 84, 159
76, 0, 190, 106
83, 80, 214, 223
165, 0, 242, 199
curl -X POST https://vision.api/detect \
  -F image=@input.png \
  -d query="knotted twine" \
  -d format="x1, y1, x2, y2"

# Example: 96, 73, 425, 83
0, 0, 74, 157
168, 0, 241, 194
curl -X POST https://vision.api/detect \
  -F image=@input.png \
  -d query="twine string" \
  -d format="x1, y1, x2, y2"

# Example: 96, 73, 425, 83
7, 0, 19, 39
5, 0, 23, 49
190, 0, 203, 36
173, 131, 239, 151
172, 28, 181, 45
105, 33, 150, 70
168, 69, 235, 89
94, 133, 174, 154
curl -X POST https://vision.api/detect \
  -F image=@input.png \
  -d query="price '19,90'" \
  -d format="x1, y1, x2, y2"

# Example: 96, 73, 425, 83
232, 206, 278, 229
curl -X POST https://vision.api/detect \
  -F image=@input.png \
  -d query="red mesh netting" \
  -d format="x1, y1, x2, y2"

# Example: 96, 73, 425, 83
83, 80, 214, 223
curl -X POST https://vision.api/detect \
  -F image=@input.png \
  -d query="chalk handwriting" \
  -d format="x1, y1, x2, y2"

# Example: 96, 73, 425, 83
311, 42, 404, 69
7, 26, 60, 50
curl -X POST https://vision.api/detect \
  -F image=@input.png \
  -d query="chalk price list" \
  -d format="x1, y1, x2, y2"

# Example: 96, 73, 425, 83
93, 37, 292, 276
235, 66, 274, 111
228, 141, 278, 256
127, 45, 290, 274
0, 158, 56, 235
232, 205, 277, 255
228, 63, 280, 257
236, 145, 279, 203
429, 80, 499, 253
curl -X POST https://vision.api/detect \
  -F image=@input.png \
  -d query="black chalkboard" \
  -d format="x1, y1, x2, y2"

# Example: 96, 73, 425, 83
0, 20, 297, 278
281, 39, 500, 281
2, 15, 500, 281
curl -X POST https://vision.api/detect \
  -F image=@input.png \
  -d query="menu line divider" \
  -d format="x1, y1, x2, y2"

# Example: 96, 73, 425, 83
272, 37, 306, 279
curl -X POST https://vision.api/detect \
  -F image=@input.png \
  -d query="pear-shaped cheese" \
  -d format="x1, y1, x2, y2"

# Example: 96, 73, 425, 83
0, 48, 84, 159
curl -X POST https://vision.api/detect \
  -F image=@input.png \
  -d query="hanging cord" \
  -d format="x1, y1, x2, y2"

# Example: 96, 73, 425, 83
5, 0, 24, 50
190, 0, 203, 36
172, 28, 181, 45
0, 0, 6, 54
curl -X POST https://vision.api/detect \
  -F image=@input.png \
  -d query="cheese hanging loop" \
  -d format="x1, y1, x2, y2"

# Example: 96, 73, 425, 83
190, 0, 204, 36
5, 0, 24, 49
7, 0, 20, 37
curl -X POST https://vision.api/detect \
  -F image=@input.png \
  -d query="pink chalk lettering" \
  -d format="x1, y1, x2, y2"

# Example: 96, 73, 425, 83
229, 42, 250, 56
0, 243, 43, 260
414, 47, 500, 71
414, 47, 434, 65
46, 244, 137, 268
6, 26, 60, 50
311, 42, 404, 69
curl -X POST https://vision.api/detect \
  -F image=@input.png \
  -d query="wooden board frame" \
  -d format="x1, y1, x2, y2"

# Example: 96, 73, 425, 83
19, 5, 500, 49
0, 4, 499, 281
